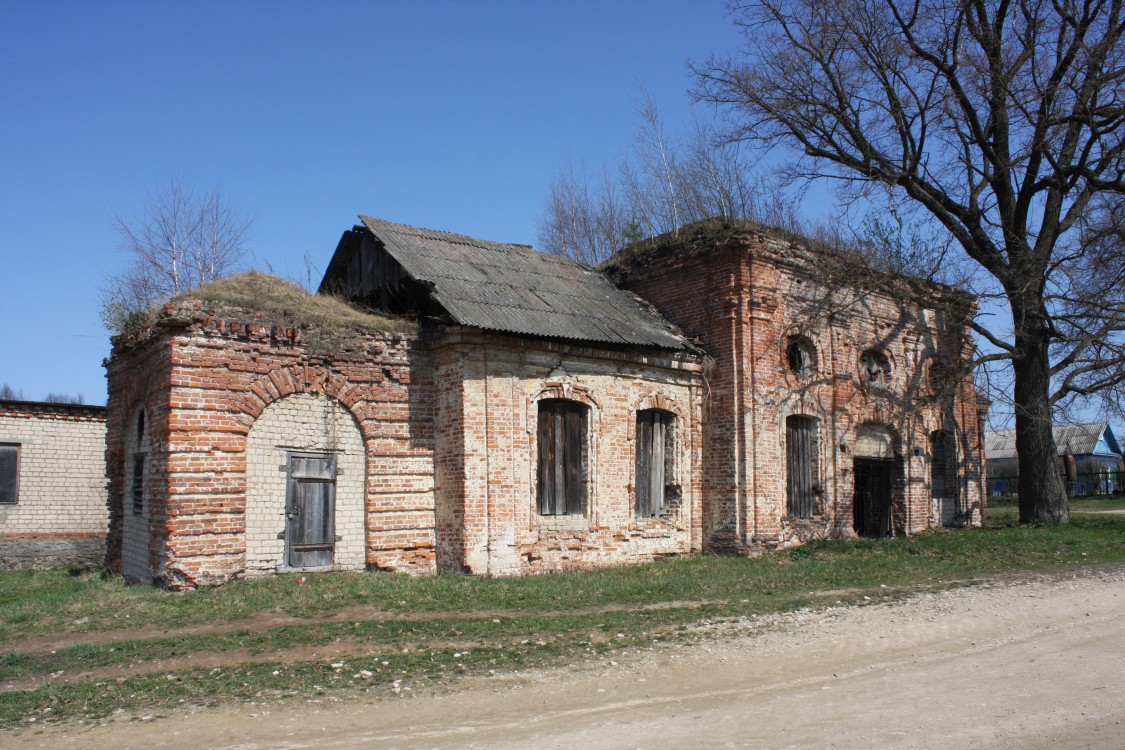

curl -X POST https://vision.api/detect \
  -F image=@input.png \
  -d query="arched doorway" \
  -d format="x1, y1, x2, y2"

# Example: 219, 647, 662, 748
853, 424, 896, 538
245, 393, 366, 574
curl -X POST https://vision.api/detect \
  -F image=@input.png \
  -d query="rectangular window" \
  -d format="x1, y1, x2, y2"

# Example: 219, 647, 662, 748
131, 455, 144, 515
0, 444, 19, 504
537, 400, 586, 515
930, 430, 957, 500
786, 415, 819, 518
636, 410, 674, 517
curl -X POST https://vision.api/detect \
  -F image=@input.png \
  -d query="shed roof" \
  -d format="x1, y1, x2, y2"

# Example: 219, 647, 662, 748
324, 216, 690, 350
984, 423, 1122, 460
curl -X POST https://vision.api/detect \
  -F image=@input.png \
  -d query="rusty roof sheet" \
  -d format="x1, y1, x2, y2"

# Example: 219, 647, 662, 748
358, 216, 689, 350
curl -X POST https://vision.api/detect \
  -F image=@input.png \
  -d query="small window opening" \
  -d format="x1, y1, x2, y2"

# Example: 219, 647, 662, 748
787, 337, 815, 377
860, 350, 891, 385
635, 409, 675, 517
0, 444, 20, 505
536, 399, 587, 516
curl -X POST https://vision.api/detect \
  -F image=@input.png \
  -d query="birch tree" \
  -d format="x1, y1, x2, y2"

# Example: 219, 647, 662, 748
102, 181, 251, 333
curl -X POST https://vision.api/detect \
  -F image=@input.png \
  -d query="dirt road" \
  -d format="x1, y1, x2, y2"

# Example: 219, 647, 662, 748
9, 566, 1125, 749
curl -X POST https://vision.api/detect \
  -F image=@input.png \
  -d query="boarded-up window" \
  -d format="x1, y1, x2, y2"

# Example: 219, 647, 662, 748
786, 415, 819, 518
930, 430, 957, 499
635, 410, 674, 517
0, 444, 19, 505
286, 453, 337, 568
537, 399, 586, 516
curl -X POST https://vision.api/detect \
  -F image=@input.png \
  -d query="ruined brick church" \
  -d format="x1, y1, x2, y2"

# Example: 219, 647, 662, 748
105, 216, 986, 587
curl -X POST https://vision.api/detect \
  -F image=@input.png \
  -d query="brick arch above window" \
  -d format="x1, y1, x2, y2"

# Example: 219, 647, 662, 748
629, 393, 683, 440
530, 381, 597, 407
526, 382, 601, 433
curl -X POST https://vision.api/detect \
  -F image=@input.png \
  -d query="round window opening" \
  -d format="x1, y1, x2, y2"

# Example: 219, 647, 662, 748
860, 350, 891, 385
787, 337, 816, 378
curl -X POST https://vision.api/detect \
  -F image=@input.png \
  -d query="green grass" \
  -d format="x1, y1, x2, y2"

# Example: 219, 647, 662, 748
3, 507, 1124, 729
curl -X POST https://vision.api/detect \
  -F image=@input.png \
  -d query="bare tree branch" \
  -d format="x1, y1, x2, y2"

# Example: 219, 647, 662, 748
102, 180, 252, 334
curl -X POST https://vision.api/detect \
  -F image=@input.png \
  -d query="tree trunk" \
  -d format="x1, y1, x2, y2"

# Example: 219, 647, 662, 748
1011, 295, 1070, 524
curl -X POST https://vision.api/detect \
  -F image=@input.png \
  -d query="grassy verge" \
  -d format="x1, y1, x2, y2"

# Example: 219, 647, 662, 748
3, 502, 1124, 730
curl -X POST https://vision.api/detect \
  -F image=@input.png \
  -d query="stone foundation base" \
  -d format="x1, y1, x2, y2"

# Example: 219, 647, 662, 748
0, 536, 106, 569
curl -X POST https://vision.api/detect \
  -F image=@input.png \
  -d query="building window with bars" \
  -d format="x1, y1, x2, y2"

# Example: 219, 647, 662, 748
635, 409, 675, 517
536, 399, 587, 516
786, 415, 820, 518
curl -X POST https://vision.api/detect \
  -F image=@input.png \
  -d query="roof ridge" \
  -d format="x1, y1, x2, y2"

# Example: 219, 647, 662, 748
358, 214, 540, 255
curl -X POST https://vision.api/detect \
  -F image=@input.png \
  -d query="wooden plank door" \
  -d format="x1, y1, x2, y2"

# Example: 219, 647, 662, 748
286, 453, 336, 568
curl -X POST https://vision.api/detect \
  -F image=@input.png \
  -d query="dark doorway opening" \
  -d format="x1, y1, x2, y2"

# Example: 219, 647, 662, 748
853, 458, 894, 538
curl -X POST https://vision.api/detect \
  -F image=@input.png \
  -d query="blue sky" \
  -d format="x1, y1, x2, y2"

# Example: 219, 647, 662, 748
1, 1, 744, 405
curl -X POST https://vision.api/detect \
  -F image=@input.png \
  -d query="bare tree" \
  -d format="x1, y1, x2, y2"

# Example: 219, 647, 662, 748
694, 0, 1124, 524
538, 162, 637, 265
539, 93, 790, 264
1050, 196, 1125, 420
102, 180, 251, 333
43, 392, 84, 405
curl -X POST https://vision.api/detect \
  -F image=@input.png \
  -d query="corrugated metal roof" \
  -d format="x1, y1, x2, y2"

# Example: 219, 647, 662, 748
357, 216, 690, 350
984, 423, 1120, 460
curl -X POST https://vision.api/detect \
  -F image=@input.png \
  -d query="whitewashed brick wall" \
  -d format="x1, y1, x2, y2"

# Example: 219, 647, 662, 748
245, 393, 366, 575
0, 403, 108, 568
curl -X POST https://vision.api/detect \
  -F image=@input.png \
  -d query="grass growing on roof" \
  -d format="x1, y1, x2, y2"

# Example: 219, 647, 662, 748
177, 271, 415, 335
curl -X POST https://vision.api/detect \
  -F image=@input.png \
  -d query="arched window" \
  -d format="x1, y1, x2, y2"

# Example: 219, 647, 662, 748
635, 409, 675, 517
786, 415, 819, 518
787, 336, 816, 378
537, 399, 588, 516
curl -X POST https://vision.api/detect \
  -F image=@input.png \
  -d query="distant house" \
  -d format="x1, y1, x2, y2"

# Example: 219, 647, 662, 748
985, 423, 1123, 495
0, 399, 108, 568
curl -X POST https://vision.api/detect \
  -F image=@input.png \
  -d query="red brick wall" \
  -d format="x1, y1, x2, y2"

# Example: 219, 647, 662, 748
430, 331, 705, 575
106, 310, 434, 587
612, 230, 986, 551
105, 306, 705, 585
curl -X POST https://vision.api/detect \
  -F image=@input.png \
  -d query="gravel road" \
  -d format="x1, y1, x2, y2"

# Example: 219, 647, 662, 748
8, 565, 1125, 749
